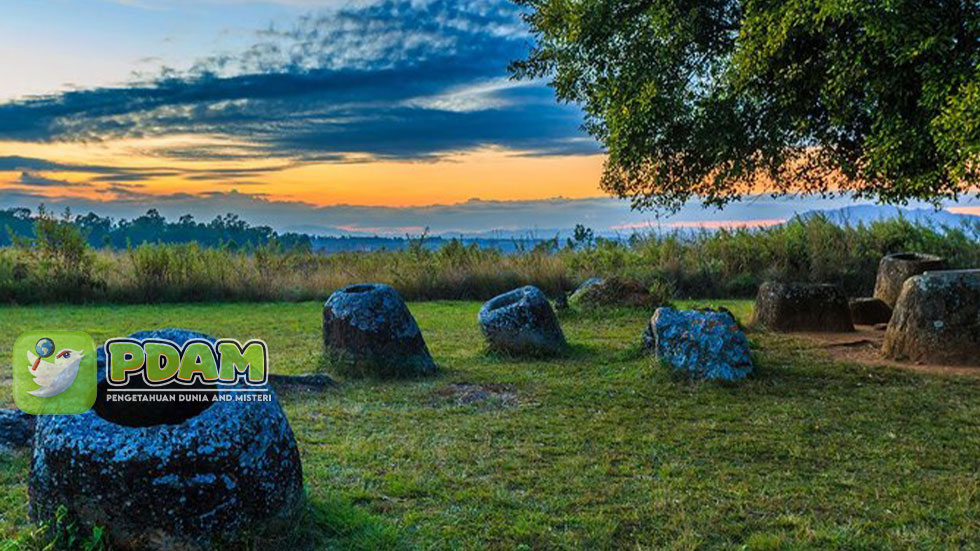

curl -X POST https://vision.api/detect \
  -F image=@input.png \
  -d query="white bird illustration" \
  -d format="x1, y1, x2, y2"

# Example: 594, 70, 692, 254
26, 348, 84, 397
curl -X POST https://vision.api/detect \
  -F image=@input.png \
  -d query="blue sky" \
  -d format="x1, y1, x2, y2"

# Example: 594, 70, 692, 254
0, 0, 302, 100
0, 0, 595, 159
0, 0, 607, 210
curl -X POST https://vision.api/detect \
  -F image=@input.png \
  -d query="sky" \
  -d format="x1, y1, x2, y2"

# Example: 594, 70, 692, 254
0, 0, 606, 209
1, 0, 978, 234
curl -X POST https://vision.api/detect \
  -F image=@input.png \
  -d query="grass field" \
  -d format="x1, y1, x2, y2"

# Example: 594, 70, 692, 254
0, 300, 979, 550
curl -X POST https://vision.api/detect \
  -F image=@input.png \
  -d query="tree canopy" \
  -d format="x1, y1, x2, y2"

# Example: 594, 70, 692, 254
0, 207, 312, 251
512, 0, 980, 210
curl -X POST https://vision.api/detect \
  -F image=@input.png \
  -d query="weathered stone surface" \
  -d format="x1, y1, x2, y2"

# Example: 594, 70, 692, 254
874, 252, 946, 308
648, 307, 753, 381
568, 276, 666, 308
849, 297, 893, 325
479, 286, 567, 356
644, 306, 741, 351
883, 270, 980, 365
31, 329, 303, 550
753, 282, 854, 332
0, 410, 34, 450
323, 283, 436, 378
568, 277, 603, 305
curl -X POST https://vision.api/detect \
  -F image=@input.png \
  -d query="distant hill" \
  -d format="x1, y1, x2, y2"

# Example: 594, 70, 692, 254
285, 224, 578, 240
311, 235, 554, 254
309, 205, 980, 252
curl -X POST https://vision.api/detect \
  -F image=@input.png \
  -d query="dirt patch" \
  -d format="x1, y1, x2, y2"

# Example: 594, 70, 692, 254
432, 382, 520, 407
789, 325, 980, 377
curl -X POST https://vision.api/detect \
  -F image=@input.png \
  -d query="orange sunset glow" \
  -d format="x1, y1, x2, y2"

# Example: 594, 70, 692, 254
0, 139, 606, 207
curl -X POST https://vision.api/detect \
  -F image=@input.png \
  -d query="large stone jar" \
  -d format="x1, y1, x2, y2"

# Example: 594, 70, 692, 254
883, 270, 980, 365
848, 297, 893, 326
323, 283, 437, 378
752, 282, 854, 332
647, 307, 753, 381
874, 252, 946, 308
479, 286, 568, 356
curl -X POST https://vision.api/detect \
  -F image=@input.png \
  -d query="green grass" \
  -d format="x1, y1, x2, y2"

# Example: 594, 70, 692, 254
0, 300, 979, 550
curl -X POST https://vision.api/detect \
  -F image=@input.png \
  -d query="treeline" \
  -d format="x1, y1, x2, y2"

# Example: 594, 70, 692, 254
0, 207, 312, 251
1, 208, 978, 305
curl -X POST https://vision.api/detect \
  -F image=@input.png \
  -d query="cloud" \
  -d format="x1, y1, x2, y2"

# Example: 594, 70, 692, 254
0, 0, 597, 161
0, 155, 165, 178
88, 171, 182, 183
0, 155, 292, 185
0, 156, 96, 172
17, 172, 90, 188
104, 0, 389, 10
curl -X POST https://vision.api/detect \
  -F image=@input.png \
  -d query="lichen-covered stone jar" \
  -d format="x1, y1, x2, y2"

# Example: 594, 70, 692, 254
322, 283, 437, 378
479, 286, 568, 356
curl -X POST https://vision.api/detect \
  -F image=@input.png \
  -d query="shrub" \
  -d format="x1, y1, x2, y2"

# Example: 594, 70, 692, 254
7, 206, 103, 302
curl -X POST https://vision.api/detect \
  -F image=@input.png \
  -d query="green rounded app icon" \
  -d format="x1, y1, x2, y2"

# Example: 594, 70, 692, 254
13, 331, 97, 415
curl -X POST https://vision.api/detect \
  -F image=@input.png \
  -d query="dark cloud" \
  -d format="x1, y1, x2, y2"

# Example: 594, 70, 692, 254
0, 155, 291, 185
263, 91, 595, 159
89, 172, 181, 183
0, 156, 113, 173
181, 167, 299, 181
18, 172, 90, 188
0, 155, 174, 182
94, 183, 159, 199
0, 0, 597, 161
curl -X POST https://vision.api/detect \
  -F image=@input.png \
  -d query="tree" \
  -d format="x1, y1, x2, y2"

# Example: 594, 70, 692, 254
512, 0, 980, 210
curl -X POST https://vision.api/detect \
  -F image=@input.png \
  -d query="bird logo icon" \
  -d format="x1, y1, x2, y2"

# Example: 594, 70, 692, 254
26, 339, 85, 398
14, 331, 96, 415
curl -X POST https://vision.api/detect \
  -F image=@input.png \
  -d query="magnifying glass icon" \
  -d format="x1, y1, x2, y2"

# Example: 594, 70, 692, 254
33, 338, 55, 371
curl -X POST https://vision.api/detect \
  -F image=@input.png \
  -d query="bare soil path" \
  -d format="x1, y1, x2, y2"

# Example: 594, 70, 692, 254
791, 325, 980, 377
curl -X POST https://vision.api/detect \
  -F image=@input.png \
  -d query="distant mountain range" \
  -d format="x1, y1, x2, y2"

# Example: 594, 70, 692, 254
798, 205, 980, 229
287, 224, 573, 240
295, 204, 980, 242
306, 204, 980, 252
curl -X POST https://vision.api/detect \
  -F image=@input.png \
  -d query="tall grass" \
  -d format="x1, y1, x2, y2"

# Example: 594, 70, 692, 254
1, 215, 978, 304
569, 214, 980, 298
